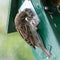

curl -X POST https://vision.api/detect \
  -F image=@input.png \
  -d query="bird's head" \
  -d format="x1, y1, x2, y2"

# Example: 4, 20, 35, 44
24, 8, 34, 18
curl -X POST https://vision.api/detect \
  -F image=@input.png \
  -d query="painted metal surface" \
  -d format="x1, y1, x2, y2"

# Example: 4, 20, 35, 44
31, 0, 60, 60
7, 0, 24, 33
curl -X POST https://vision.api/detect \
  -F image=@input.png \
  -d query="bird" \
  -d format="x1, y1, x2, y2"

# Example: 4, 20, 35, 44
41, 0, 60, 14
50, 0, 60, 7
51, 0, 60, 13
41, 0, 60, 7
14, 8, 51, 58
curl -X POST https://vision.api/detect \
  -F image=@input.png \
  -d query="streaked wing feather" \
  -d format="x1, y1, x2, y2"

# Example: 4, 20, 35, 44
15, 13, 35, 48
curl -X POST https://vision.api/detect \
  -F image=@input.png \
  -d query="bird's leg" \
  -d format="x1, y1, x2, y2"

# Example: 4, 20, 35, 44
57, 5, 60, 13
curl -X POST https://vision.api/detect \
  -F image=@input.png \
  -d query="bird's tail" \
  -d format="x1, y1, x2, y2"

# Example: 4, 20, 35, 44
36, 42, 51, 58
28, 20, 51, 58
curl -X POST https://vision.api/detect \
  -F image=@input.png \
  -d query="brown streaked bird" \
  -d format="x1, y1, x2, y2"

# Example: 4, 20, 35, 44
42, 0, 60, 13
51, 0, 60, 13
51, 0, 60, 6
14, 8, 51, 58
42, 0, 60, 6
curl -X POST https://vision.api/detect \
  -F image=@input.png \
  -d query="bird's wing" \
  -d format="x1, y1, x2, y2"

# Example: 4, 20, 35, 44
14, 12, 36, 48
14, 12, 51, 58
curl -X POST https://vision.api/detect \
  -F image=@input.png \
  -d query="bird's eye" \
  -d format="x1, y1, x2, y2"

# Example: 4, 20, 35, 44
25, 17, 28, 22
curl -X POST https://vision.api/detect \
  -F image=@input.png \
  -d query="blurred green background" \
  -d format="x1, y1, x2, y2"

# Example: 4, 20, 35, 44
0, 0, 35, 60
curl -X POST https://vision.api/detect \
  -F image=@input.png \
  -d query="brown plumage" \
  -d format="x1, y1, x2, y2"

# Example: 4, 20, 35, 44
51, 0, 60, 6
14, 8, 51, 58
42, 0, 60, 6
